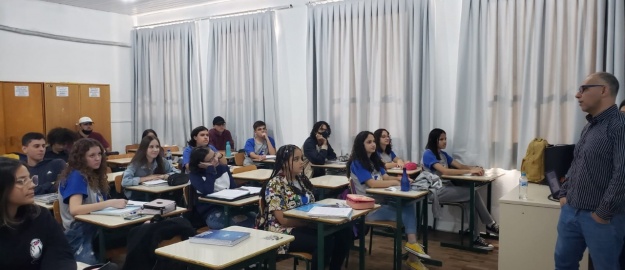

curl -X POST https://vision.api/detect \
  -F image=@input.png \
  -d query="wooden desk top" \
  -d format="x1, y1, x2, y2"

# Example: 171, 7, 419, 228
387, 167, 421, 175
500, 183, 560, 209
125, 182, 189, 194
366, 188, 429, 199
311, 161, 347, 169
75, 207, 187, 229
155, 226, 294, 269
229, 166, 241, 173
107, 157, 133, 166
283, 198, 380, 225
35, 200, 54, 210
232, 169, 273, 182
171, 151, 183, 157
441, 169, 505, 182
107, 171, 124, 183
199, 195, 260, 207
253, 159, 276, 163
310, 175, 348, 189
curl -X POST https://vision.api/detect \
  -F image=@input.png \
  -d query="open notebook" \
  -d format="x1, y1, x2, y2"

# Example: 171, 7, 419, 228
142, 179, 168, 187
205, 187, 259, 201
308, 206, 353, 219
90, 200, 147, 216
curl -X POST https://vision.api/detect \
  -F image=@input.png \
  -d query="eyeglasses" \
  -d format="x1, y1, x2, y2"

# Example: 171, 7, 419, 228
15, 175, 38, 187
578, 85, 605, 94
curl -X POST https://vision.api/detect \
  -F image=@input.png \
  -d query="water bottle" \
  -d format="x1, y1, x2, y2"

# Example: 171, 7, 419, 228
519, 172, 528, 200
401, 168, 410, 192
225, 141, 231, 158
166, 150, 172, 164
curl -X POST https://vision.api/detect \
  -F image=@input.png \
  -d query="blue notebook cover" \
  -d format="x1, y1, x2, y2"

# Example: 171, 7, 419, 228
294, 203, 326, 212
189, 230, 251, 246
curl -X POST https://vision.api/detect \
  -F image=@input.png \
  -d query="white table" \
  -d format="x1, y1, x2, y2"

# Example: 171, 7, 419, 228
499, 183, 589, 270
309, 175, 348, 199
106, 157, 132, 167
155, 226, 294, 270
106, 171, 124, 183
232, 169, 273, 182
310, 161, 347, 170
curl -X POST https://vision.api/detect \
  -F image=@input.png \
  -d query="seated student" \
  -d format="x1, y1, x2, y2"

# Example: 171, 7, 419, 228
21, 133, 66, 195
0, 157, 76, 270
58, 138, 128, 264
244, 121, 276, 166
141, 129, 158, 139
347, 131, 429, 270
182, 126, 225, 170
76, 116, 111, 152
209, 116, 235, 151
302, 121, 337, 178
45, 127, 77, 161
122, 136, 179, 200
422, 128, 499, 250
188, 147, 256, 229
374, 128, 408, 169
257, 145, 351, 270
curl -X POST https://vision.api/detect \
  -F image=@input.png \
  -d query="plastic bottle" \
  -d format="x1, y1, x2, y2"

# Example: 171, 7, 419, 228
519, 172, 528, 200
166, 150, 172, 164
401, 168, 410, 192
225, 141, 231, 158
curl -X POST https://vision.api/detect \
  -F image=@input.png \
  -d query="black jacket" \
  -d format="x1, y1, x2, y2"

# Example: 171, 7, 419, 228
303, 137, 337, 178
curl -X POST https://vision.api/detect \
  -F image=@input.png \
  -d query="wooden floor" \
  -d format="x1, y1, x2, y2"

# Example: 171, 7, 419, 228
273, 230, 499, 270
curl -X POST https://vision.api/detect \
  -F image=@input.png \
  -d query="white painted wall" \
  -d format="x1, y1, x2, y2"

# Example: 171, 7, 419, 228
0, 0, 134, 152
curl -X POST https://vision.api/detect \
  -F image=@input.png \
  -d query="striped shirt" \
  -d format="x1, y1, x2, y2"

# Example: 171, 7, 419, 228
560, 105, 625, 220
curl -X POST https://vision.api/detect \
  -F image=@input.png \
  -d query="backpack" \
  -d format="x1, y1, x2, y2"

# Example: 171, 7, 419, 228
521, 138, 549, 183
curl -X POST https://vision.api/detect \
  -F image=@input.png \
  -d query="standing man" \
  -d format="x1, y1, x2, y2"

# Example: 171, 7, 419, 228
209, 116, 234, 151
21, 132, 66, 195
555, 72, 625, 270
76, 116, 111, 152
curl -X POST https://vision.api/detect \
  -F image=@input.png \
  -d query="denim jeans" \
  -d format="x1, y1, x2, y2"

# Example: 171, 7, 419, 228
366, 202, 417, 234
205, 207, 257, 230
555, 203, 625, 270
65, 221, 98, 265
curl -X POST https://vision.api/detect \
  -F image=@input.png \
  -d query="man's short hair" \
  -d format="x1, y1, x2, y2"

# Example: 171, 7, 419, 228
22, 132, 45, 146
253, 121, 266, 130
47, 127, 78, 146
594, 72, 620, 97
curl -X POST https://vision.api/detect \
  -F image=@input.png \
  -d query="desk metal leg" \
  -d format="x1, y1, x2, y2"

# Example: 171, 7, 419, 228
97, 227, 106, 262
394, 197, 403, 270
224, 205, 231, 227
417, 196, 443, 267
317, 223, 325, 270
440, 182, 487, 253
266, 250, 277, 270
359, 216, 366, 270
480, 183, 499, 240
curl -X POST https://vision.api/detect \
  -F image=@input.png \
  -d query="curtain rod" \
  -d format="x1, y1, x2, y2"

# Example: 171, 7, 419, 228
307, 0, 344, 5
135, 4, 293, 29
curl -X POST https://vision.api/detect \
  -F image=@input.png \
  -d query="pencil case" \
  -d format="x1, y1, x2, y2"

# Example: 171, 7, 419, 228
346, 194, 375, 209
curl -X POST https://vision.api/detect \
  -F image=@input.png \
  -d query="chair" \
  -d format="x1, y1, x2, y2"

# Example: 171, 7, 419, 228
430, 201, 465, 234
286, 252, 312, 270
125, 144, 139, 154
162, 145, 180, 153
114, 174, 123, 194
234, 152, 245, 166
182, 185, 209, 233
232, 165, 257, 174
52, 200, 62, 224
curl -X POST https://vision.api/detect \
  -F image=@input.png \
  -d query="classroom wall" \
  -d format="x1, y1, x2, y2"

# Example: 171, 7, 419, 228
0, 0, 134, 153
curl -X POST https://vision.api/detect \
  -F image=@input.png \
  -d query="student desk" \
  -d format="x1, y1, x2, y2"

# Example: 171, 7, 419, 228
283, 198, 379, 270
124, 182, 189, 201
35, 200, 54, 210
106, 171, 124, 183
365, 188, 442, 269
310, 161, 347, 170
232, 169, 273, 182
440, 169, 504, 253
75, 207, 187, 262
499, 183, 589, 270
229, 166, 241, 173
198, 195, 259, 227
106, 157, 132, 167
309, 175, 348, 199
155, 226, 294, 270
386, 167, 421, 176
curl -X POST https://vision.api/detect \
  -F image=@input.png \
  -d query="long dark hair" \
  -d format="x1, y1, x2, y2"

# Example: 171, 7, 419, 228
426, 128, 446, 160
130, 136, 166, 174
346, 131, 385, 178
142, 129, 158, 139
58, 138, 109, 195
188, 147, 212, 174
187, 126, 209, 147
309, 121, 331, 138
260, 145, 314, 209
373, 128, 392, 154
0, 158, 40, 229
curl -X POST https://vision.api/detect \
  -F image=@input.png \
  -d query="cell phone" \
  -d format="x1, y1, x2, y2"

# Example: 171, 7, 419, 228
123, 214, 144, 220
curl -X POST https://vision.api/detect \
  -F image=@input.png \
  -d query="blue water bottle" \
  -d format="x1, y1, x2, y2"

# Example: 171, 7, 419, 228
225, 141, 231, 158
401, 168, 410, 192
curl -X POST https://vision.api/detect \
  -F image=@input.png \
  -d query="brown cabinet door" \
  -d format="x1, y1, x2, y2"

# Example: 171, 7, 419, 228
1, 82, 44, 153
44, 83, 81, 135
79, 84, 111, 148
0, 83, 4, 154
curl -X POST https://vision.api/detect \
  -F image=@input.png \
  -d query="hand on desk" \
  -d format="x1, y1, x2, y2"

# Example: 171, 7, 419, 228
470, 167, 484, 176
108, 199, 128, 209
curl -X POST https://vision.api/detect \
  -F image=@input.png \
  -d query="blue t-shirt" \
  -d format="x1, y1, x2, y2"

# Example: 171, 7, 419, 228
59, 170, 103, 204
350, 160, 386, 184
244, 137, 276, 156
377, 150, 397, 163
422, 149, 453, 173
182, 145, 218, 167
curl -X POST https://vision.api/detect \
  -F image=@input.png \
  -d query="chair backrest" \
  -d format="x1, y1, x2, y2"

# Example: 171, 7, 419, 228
232, 165, 257, 174
108, 153, 135, 160
162, 145, 180, 152
234, 152, 245, 166
348, 177, 357, 194
106, 166, 112, 174
182, 185, 198, 211
115, 174, 123, 194
52, 200, 62, 224
125, 144, 139, 154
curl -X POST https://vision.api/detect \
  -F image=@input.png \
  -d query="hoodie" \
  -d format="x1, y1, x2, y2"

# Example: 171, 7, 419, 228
25, 158, 67, 195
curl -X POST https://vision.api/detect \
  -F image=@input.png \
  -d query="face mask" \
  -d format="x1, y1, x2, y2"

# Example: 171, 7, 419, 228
82, 129, 93, 135
320, 130, 330, 139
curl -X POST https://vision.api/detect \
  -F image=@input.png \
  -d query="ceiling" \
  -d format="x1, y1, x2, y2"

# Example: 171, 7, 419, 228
36, 0, 227, 16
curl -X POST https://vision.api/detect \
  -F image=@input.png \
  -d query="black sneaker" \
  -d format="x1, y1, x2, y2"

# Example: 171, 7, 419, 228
486, 223, 499, 234
473, 236, 494, 251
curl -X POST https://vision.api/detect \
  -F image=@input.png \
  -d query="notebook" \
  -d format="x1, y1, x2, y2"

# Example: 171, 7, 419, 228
238, 186, 261, 195
265, 155, 276, 160
308, 206, 353, 219
142, 179, 168, 186
90, 201, 147, 216
34, 193, 58, 204
205, 189, 253, 201
189, 230, 250, 246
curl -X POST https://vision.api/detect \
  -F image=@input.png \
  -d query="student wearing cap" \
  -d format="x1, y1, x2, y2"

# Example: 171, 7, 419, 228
76, 117, 111, 152
209, 116, 235, 151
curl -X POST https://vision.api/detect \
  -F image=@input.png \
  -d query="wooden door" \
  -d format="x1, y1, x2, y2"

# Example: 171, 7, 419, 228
44, 83, 81, 134
0, 83, 4, 154
1, 82, 45, 153
79, 84, 111, 148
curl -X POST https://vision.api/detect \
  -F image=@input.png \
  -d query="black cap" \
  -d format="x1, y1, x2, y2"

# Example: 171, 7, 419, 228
213, 116, 226, 125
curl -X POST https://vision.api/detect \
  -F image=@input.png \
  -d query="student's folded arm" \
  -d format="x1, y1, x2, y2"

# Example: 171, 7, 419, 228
432, 163, 470, 176
267, 137, 276, 155
303, 139, 327, 164
272, 210, 307, 227
189, 172, 215, 195
382, 174, 400, 181
327, 144, 337, 160
122, 165, 141, 186
364, 179, 398, 188
244, 139, 258, 158
67, 194, 113, 216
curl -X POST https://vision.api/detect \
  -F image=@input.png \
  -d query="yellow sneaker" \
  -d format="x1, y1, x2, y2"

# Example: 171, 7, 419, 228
405, 242, 430, 259
406, 259, 429, 270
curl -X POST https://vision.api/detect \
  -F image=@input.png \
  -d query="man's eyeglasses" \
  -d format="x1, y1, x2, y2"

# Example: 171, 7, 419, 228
578, 85, 605, 94
16, 175, 38, 187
